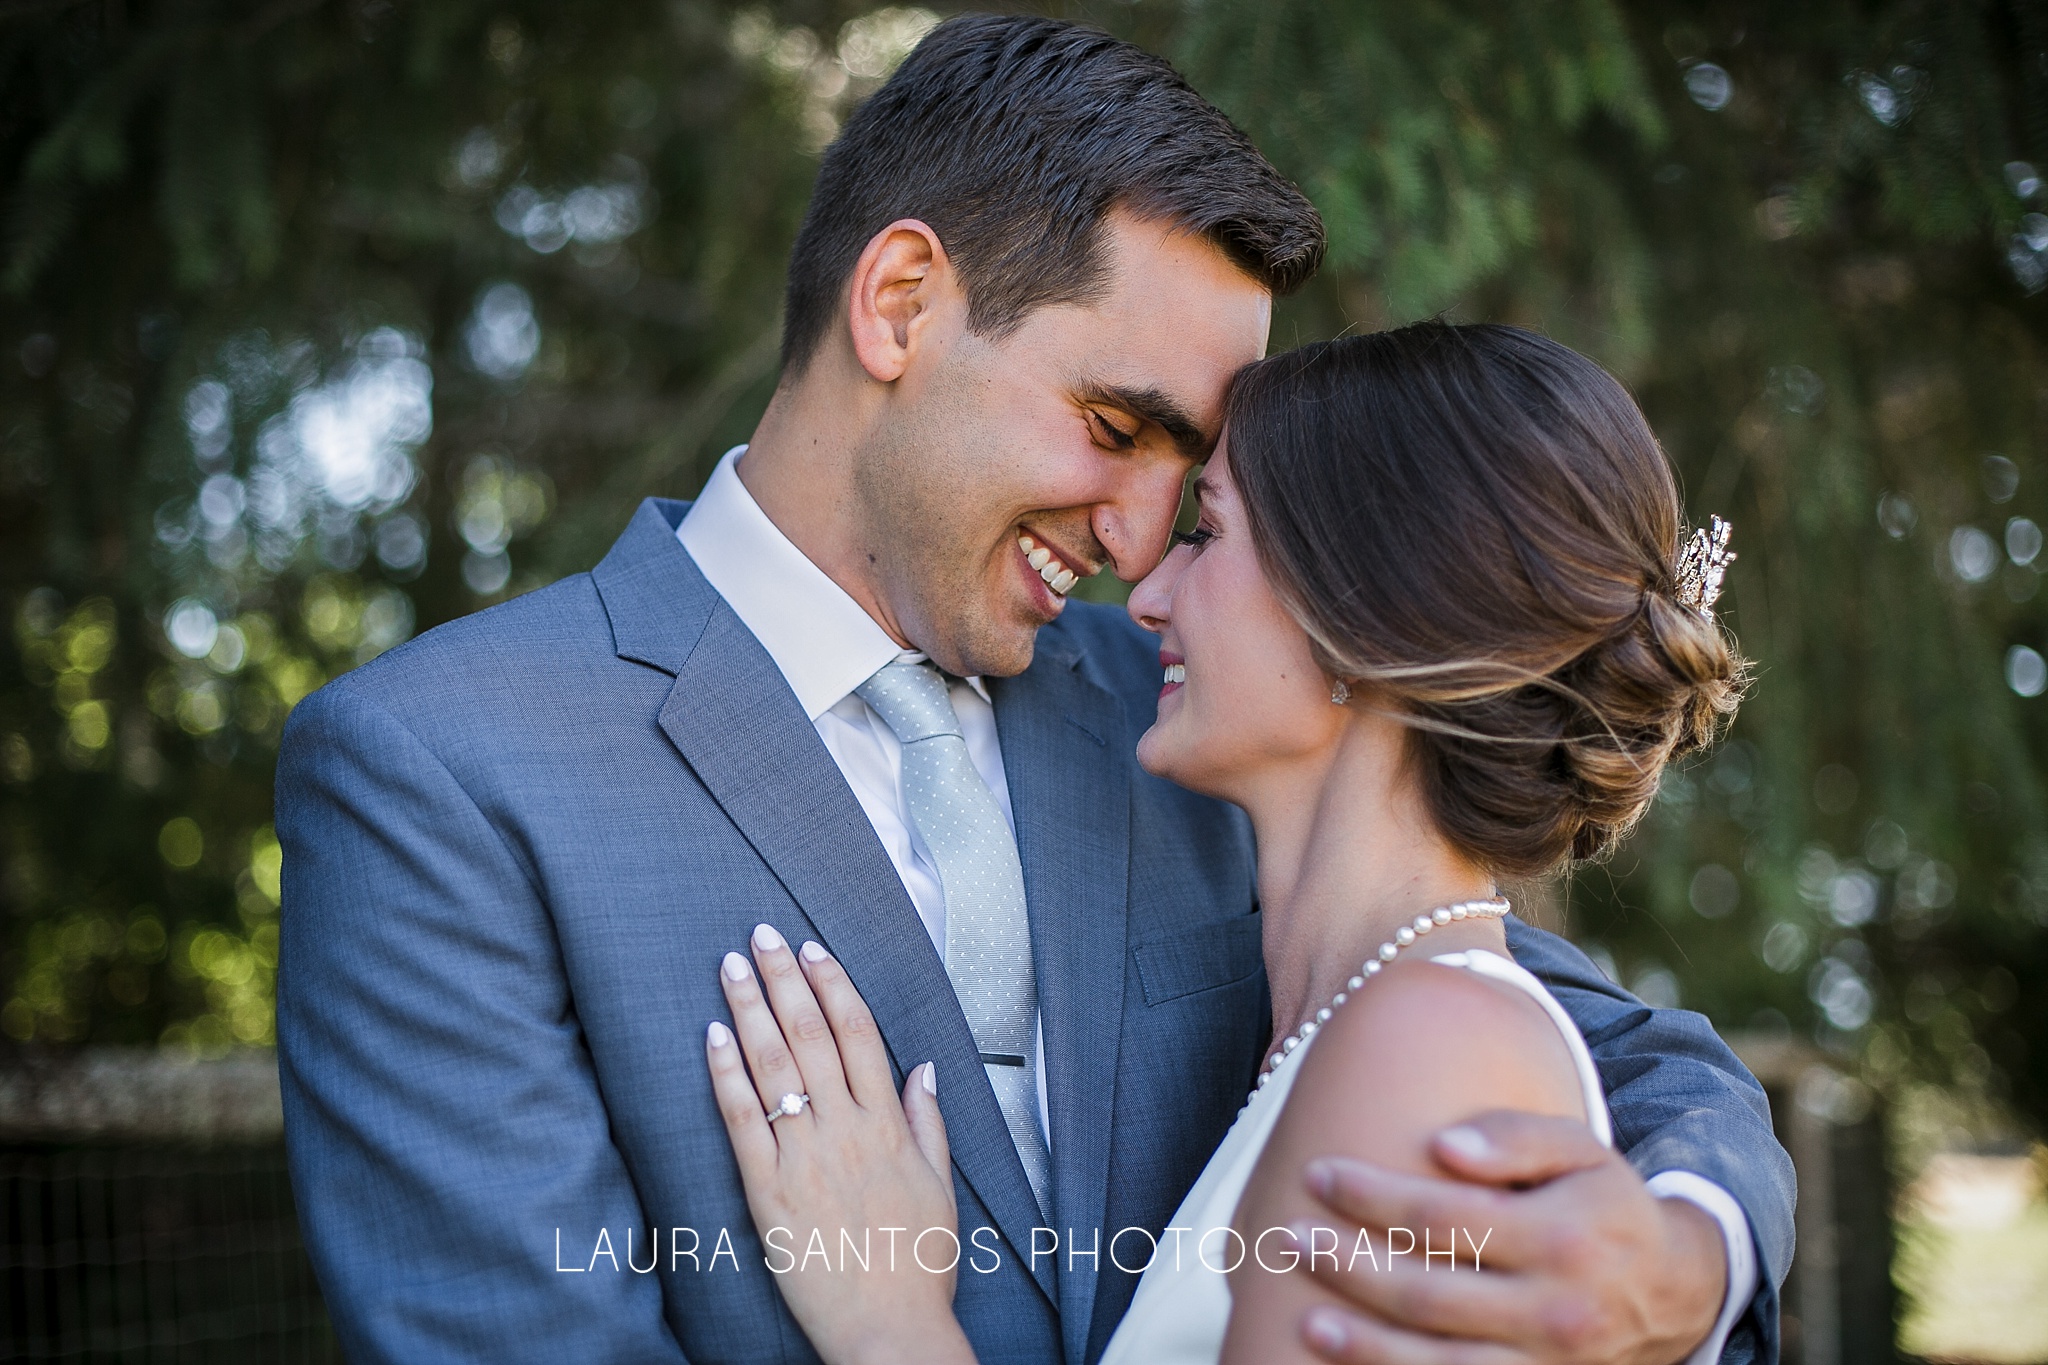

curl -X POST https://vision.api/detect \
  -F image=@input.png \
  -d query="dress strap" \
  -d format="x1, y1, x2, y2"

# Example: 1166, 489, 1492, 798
1426, 949, 1613, 1148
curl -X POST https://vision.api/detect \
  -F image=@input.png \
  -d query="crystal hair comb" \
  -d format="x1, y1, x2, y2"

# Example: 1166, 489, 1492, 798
1675, 516, 1736, 620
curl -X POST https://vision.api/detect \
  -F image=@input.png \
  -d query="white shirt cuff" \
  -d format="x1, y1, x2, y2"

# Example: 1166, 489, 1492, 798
1646, 1171, 1758, 1365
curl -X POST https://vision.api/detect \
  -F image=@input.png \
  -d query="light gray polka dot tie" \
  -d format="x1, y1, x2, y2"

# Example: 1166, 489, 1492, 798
857, 657, 1052, 1216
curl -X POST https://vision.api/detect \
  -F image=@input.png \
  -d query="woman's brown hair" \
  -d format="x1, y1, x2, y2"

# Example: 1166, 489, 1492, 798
1225, 320, 1748, 878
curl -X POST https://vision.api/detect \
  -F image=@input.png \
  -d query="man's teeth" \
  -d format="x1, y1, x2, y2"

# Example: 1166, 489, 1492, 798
1017, 534, 1079, 596
1163, 664, 1186, 685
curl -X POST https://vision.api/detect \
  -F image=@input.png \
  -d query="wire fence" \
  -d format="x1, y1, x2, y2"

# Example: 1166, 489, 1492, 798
1733, 1035, 1900, 1365
0, 1051, 337, 1364
1, 1143, 338, 1363
0, 1043, 1887, 1364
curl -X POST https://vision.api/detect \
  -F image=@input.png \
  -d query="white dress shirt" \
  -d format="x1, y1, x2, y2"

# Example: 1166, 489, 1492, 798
677, 445, 1756, 1358
678, 447, 1051, 1142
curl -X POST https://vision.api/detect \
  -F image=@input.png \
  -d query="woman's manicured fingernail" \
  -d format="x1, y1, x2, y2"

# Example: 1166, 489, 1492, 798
800, 940, 829, 963
752, 922, 786, 952
707, 1021, 733, 1048
1305, 1158, 1334, 1198
1439, 1125, 1493, 1161
922, 1062, 938, 1096
1303, 1308, 1350, 1354
722, 951, 752, 982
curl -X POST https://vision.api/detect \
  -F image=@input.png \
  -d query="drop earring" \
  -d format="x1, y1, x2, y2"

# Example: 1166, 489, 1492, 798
1330, 679, 1351, 706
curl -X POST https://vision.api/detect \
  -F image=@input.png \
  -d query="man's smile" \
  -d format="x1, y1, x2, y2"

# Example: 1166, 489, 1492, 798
1015, 528, 1099, 601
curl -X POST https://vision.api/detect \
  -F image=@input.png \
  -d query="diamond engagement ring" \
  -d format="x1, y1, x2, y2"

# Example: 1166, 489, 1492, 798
765, 1092, 809, 1123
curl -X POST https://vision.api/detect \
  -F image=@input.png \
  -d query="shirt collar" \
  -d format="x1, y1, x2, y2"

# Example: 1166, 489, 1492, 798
676, 446, 989, 719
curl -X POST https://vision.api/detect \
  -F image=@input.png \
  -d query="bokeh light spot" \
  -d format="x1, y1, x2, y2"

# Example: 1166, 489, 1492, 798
158, 817, 204, 869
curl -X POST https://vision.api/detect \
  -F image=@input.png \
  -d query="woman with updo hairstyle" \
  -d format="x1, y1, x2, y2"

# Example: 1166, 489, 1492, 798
1105, 319, 1751, 1364
701, 319, 1753, 1365
1220, 320, 1747, 879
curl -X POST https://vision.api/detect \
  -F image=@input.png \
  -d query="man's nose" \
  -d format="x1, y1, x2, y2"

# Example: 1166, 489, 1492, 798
1095, 464, 1190, 581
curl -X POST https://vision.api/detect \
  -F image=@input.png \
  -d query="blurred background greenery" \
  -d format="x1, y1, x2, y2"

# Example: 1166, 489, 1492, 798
3, 0, 2047, 1354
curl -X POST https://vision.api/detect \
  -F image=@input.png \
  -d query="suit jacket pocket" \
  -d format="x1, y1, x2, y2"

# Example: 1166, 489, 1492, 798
1133, 913, 1262, 1006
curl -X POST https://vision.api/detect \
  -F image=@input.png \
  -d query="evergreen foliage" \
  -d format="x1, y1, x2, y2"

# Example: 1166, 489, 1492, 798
2, 0, 2045, 1135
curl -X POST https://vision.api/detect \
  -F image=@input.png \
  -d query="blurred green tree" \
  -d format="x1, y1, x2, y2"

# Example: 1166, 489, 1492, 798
2, 0, 2046, 1137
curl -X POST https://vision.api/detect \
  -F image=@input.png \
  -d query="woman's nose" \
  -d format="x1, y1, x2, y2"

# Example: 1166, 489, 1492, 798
1127, 550, 1182, 633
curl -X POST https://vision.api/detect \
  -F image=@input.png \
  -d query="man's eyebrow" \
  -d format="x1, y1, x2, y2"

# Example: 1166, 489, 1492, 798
1077, 381, 1213, 456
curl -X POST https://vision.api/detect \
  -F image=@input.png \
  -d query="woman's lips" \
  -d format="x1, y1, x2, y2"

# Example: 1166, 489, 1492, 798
1159, 652, 1185, 698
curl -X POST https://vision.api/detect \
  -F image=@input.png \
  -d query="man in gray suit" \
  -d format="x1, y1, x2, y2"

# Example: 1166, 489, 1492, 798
277, 15, 1791, 1364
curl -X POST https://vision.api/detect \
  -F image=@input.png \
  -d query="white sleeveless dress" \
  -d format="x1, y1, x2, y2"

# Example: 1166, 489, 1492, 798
1099, 949, 1614, 1365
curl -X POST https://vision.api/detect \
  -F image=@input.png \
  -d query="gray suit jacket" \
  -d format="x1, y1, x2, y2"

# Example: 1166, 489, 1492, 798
276, 497, 1792, 1363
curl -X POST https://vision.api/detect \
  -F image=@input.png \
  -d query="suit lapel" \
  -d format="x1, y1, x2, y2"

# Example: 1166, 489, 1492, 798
593, 500, 1057, 1306
994, 626, 1131, 1364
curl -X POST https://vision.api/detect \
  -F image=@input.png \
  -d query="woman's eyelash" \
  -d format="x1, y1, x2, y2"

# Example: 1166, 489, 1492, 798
1173, 527, 1214, 548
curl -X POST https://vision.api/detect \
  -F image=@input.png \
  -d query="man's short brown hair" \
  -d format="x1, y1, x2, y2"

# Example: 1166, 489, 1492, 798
779, 13, 1325, 376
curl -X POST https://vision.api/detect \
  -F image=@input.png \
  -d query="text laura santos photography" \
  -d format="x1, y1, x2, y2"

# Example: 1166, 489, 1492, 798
554, 1224, 1494, 1277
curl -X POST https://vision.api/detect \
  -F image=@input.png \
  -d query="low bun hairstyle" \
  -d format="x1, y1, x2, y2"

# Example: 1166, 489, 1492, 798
1225, 320, 1748, 879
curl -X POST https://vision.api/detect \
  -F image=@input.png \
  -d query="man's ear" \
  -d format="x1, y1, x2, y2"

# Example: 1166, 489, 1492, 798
846, 219, 955, 383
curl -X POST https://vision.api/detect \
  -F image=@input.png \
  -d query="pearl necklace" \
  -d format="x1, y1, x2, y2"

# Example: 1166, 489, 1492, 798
1254, 897, 1513, 1093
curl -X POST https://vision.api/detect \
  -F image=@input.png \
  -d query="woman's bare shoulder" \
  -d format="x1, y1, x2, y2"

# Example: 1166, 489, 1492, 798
1277, 955, 1591, 1172
1219, 954, 1602, 1364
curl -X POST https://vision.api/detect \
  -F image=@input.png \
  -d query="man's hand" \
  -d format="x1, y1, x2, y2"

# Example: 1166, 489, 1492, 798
1290, 1111, 1726, 1365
